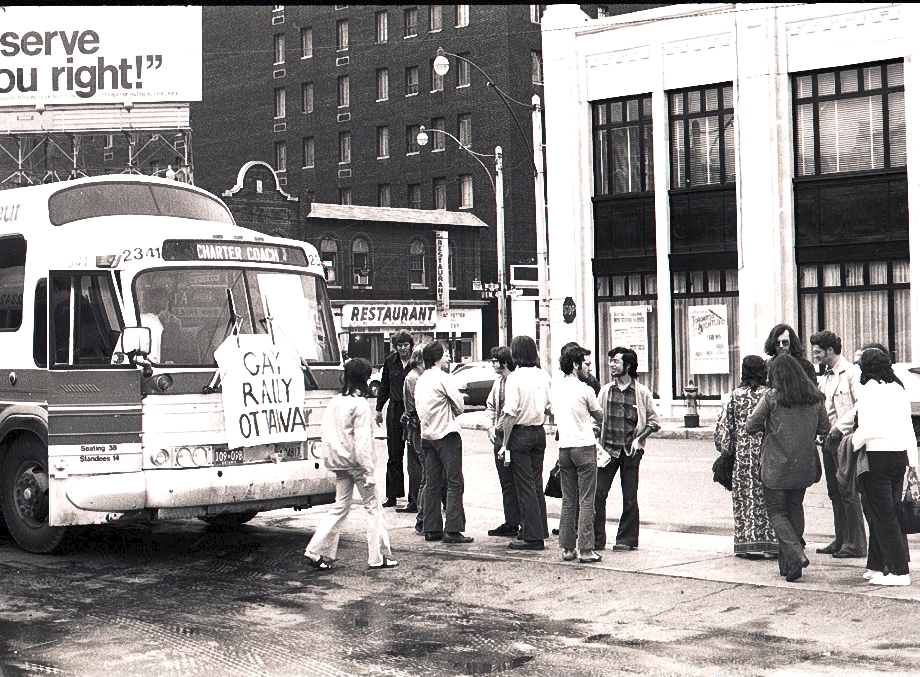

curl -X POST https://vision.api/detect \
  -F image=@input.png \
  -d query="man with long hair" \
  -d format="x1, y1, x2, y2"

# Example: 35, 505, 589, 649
375, 330, 415, 509
763, 323, 818, 385
485, 345, 520, 538
595, 346, 660, 551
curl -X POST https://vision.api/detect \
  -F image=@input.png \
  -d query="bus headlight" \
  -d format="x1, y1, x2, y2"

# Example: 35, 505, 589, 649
152, 449, 170, 466
192, 447, 209, 466
175, 447, 193, 467
308, 440, 324, 459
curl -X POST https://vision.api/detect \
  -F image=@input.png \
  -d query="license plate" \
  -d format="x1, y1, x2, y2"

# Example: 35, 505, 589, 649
213, 448, 244, 466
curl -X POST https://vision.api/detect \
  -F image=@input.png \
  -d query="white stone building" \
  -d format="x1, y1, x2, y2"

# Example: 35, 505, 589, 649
541, 3, 919, 416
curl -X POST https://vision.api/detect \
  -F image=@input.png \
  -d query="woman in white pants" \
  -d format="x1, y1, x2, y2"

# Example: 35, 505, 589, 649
304, 358, 397, 571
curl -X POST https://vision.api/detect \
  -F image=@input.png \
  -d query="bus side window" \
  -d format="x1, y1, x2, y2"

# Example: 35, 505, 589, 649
0, 234, 26, 331
33, 278, 47, 368
50, 274, 123, 367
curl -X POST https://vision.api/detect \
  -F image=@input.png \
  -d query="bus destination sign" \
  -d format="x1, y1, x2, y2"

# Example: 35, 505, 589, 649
162, 240, 307, 267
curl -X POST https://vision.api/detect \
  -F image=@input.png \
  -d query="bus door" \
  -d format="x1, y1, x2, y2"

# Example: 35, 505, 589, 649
46, 271, 144, 509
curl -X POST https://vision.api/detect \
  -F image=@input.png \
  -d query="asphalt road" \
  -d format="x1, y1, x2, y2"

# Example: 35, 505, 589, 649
3, 430, 918, 677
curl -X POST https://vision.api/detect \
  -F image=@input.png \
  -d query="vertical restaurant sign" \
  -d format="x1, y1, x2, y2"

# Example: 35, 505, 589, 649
214, 333, 309, 449
688, 304, 729, 374
435, 230, 449, 312
609, 305, 649, 373
0, 6, 202, 105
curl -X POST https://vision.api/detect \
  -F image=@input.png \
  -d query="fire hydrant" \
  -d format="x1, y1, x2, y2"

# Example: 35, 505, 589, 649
683, 379, 699, 428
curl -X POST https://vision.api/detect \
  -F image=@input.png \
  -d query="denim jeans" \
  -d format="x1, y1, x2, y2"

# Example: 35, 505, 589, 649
305, 469, 392, 565
594, 449, 642, 549
421, 432, 466, 534
859, 450, 910, 576
493, 433, 520, 528
507, 425, 549, 542
762, 486, 807, 576
558, 445, 597, 551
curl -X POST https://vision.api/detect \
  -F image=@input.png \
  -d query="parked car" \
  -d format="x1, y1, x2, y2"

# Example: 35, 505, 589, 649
369, 366, 383, 398
450, 361, 498, 407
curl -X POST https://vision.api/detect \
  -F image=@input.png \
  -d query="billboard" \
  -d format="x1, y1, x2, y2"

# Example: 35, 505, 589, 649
0, 6, 202, 106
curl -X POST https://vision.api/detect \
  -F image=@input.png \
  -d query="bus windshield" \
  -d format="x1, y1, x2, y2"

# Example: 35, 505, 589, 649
133, 268, 339, 366
48, 183, 234, 226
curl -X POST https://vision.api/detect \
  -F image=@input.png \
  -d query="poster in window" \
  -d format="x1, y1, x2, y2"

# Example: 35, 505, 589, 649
609, 305, 649, 372
688, 305, 729, 374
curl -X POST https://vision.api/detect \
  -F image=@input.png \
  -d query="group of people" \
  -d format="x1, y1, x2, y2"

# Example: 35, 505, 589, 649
716, 323, 916, 585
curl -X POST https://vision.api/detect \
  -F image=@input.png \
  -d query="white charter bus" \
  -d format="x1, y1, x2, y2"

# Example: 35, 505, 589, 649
0, 176, 341, 553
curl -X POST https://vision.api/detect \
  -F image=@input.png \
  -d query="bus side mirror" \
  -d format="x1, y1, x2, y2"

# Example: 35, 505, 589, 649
121, 326, 152, 357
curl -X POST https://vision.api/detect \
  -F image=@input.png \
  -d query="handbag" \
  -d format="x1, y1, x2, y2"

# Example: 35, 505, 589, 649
712, 453, 734, 491
896, 467, 920, 534
712, 402, 734, 491
544, 461, 562, 498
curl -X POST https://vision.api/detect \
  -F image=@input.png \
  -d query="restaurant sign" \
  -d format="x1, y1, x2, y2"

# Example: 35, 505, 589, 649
341, 303, 438, 329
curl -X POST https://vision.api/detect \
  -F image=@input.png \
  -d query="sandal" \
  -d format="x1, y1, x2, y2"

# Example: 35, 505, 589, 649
562, 549, 577, 561
368, 556, 399, 570
304, 553, 332, 571
579, 552, 603, 563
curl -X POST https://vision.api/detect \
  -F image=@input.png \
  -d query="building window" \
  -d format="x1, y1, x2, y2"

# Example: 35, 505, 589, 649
273, 87, 286, 118
338, 132, 351, 164
274, 141, 286, 172
459, 174, 473, 208
672, 269, 739, 399
272, 5, 284, 12
405, 66, 419, 96
404, 7, 418, 38
430, 60, 444, 92
531, 51, 543, 85
409, 239, 426, 287
793, 60, 905, 177
377, 126, 389, 159
799, 260, 911, 362
406, 125, 421, 154
431, 117, 446, 151
375, 10, 388, 43
458, 113, 472, 147
456, 53, 470, 87
300, 27, 313, 58
352, 237, 372, 287
669, 83, 735, 188
301, 82, 314, 113
375, 68, 389, 101
529, 5, 545, 23
429, 5, 442, 32
273, 34, 285, 64
592, 94, 654, 195
596, 273, 659, 396
434, 177, 447, 210
339, 187, 352, 205
320, 238, 339, 285
377, 184, 391, 208
336, 19, 348, 51
408, 183, 422, 209
337, 74, 350, 108
455, 5, 469, 27
597, 6, 610, 18
302, 137, 315, 168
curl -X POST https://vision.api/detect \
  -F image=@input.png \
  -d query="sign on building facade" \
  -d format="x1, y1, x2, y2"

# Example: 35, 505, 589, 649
688, 305, 730, 374
609, 305, 650, 372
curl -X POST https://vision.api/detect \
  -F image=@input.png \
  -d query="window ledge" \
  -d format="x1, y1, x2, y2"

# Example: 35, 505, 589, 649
376, 97, 388, 102
406, 151, 419, 156
377, 156, 389, 160
301, 55, 313, 60
405, 92, 418, 97
410, 284, 427, 290
433, 148, 445, 153
456, 84, 470, 89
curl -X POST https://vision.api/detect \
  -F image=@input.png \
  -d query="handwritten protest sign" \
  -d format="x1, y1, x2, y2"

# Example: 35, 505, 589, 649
215, 334, 309, 450
0, 6, 201, 105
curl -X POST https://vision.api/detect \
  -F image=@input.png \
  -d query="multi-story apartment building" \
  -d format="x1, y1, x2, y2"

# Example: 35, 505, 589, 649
191, 4, 655, 357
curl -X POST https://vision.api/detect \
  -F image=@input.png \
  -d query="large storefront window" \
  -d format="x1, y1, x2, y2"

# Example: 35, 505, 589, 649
592, 94, 654, 196
596, 272, 658, 397
672, 269, 738, 399
799, 260, 910, 363
794, 60, 905, 177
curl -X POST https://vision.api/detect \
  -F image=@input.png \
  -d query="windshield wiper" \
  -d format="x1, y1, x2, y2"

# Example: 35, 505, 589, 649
203, 289, 241, 394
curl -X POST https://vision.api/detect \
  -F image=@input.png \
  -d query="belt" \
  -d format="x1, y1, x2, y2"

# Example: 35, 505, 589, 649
513, 424, 543, 430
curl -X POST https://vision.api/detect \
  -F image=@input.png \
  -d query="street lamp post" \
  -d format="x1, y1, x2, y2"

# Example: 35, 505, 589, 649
432, 47, 551, 371
416, 125, 508, 345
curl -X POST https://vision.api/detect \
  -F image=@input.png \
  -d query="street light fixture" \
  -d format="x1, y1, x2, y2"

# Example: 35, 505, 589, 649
431, 47, 551, 371
417, 124, 508, 345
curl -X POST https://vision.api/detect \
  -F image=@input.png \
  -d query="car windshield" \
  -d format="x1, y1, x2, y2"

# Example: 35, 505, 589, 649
133, 268, 339, 366
48, 183, 234, 226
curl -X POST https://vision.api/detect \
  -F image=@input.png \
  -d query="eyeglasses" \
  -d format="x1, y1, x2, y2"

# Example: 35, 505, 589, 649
777, 339, 790, 347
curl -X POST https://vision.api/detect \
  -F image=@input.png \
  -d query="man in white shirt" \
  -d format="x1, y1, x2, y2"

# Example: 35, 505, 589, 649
415, 340, 472, 544
551, 345, 604, 562
810, 330, 866, 559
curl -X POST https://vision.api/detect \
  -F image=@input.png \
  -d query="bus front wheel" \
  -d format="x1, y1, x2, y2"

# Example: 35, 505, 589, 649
198, 511, 259, 527
1, 436, 67, 554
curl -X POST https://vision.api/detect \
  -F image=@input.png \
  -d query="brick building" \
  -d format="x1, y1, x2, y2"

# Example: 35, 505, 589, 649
191, 4, 659, 356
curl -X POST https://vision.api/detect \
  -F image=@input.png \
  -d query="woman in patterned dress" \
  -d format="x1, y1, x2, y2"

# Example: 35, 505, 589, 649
715, 355, 778, 558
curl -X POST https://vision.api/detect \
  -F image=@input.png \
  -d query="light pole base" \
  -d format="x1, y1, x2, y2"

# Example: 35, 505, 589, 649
684, 414, 700, 429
